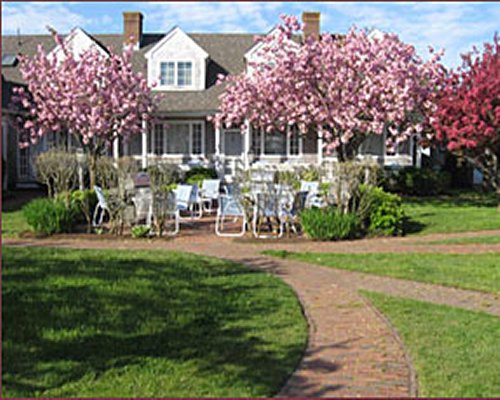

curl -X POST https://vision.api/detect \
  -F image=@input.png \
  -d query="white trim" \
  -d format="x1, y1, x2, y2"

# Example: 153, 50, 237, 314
141, 119, 148, 169
144, 26, 209, 60
157, 60, 195, 90
317, 128, 323, 165
148, 120, 205, 158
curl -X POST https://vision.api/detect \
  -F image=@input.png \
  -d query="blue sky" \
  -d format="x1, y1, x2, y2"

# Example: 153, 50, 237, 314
2, 2, 499, 67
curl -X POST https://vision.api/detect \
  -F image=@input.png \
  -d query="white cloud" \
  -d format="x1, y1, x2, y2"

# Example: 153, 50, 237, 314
143, 2, 281, 33
2, 2, 89, 34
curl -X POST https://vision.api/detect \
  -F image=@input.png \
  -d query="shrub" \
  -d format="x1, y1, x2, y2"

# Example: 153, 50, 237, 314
300, 207, 361, 241
386, 167, 451, 196
35, 149, 78, 198
23, 198, 77, 235
147, 164, 180, 193
184, 167, 217, 185
131, 225, 151, 238
358, 185, 405, 236
69, 190, 98, 231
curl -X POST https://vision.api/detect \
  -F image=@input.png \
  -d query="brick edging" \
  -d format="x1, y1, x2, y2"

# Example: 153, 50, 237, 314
359, 293, 419, 397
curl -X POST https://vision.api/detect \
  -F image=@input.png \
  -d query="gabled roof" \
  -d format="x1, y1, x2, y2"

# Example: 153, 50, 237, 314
1, 32, 257, 113
48, 27, 110, 60
244, 27, 301, 60
144, 26, 209, 60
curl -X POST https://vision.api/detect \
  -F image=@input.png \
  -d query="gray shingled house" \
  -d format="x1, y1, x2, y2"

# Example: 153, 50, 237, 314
1, 11, 421, 188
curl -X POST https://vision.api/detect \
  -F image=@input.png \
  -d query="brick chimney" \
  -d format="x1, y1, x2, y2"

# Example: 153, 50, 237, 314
123, 11, 143, 49
302, 12, 320, 41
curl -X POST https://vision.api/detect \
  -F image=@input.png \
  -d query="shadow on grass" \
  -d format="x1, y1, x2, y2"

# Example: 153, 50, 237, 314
403, 190, 497, 208
2, 247, 311, 397
403, 216, 427, 234
2, 189, 45, 212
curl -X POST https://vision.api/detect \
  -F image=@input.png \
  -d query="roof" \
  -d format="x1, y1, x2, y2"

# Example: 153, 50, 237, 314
1, 32, 258, 114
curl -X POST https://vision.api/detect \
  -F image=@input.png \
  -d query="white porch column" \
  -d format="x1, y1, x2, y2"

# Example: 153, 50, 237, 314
113, 136, 119, 160
141, 119, 148, 169
243, 122, 251, 170
415, 135, 423, 168
215, 127, 221, 156
317, 128, 323, 166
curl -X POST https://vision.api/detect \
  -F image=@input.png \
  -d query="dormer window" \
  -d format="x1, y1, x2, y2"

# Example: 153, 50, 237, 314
159, 61, 193, 87
160, 62, 175, 85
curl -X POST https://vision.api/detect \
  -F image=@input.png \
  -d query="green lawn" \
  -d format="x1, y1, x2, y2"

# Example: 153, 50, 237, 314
2, 190, 44, 238
362, 291, 500, 397
2, 246, 307, 398
264, 251, 500, 293
418, 235, 500, 245
403, 191, 500, 235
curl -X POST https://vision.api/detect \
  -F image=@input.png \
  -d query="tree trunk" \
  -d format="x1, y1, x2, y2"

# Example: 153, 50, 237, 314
88, 152, 98, 189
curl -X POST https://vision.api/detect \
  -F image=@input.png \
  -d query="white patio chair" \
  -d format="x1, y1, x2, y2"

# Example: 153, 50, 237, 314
131, 188, 153, 226
215, 192, 247, 237
92, 186, 110, 227
252, 185, 285, 239
176, 184, 203, 220
300, 180, 323, 208
200, 179, 221, 214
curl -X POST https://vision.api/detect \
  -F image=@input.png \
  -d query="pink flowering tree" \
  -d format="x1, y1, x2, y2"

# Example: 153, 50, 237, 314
213, 15, 445, 161
12, 30, 158, 188
432, 34, 499, 204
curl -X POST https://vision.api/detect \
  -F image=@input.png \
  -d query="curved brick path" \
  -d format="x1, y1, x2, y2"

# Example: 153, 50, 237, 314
4, 229, 500, 397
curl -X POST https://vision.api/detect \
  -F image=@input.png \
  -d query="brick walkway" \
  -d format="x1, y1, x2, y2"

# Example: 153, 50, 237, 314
4, 226, 500, 397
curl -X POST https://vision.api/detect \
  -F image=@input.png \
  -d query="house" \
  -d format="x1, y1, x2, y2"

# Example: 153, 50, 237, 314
1, 11, 422, 188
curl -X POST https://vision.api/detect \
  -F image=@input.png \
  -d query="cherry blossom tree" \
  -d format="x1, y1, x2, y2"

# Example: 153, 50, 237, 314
432, 34, 499, 204
12, 30, 159, 188
213, 15, 445, 161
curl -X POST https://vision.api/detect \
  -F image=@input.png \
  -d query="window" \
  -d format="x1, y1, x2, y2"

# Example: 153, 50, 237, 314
264, 131, 286, 155
159, 61, 192, 87
289, 126, 300, 156
251, 128, 261, 155
160, 62, 175, 86
192, 123, 203, 155
251, 126, 302, 157
177, 62, 192, 86
224, 129, 243, 157
154, 124, 164, 154
167, 124, 190, 154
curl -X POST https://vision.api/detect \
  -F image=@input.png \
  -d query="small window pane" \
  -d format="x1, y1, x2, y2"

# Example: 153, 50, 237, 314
289, 127, 300, 156
154, 124, 164, 155
167, 124, 190, 154
160, 62, 175, 85
177, 62, 192, 86
192, 123, 203, 155
251, 127, 262, 155
264, 131, 286, 155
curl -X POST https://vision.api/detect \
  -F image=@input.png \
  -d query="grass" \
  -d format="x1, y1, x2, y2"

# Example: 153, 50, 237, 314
263, 251, 500, 293
2, 246, 307, 398
403, 191, 500, 235
362, 291, 500, 397
2, 190, 44, 238
418, 235, 500, 245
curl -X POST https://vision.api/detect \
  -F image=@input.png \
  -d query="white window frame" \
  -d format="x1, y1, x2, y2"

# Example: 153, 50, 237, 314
158, 60, 194, 89
251, 126, 303, 158
148, 120, 205, 157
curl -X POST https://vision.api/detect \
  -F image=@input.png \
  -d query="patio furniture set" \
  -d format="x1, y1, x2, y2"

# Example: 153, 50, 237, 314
92, 171, 323, 238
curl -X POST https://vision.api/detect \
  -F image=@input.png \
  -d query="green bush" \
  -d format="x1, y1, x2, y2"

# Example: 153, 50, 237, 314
359, 185, 405, 236
185, 167, 217, 185
131, 225, 151, 238
300, 207, 361, 241
70, 190, 98, 225
23, 198, 77, 235
386, 167, 451, 196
